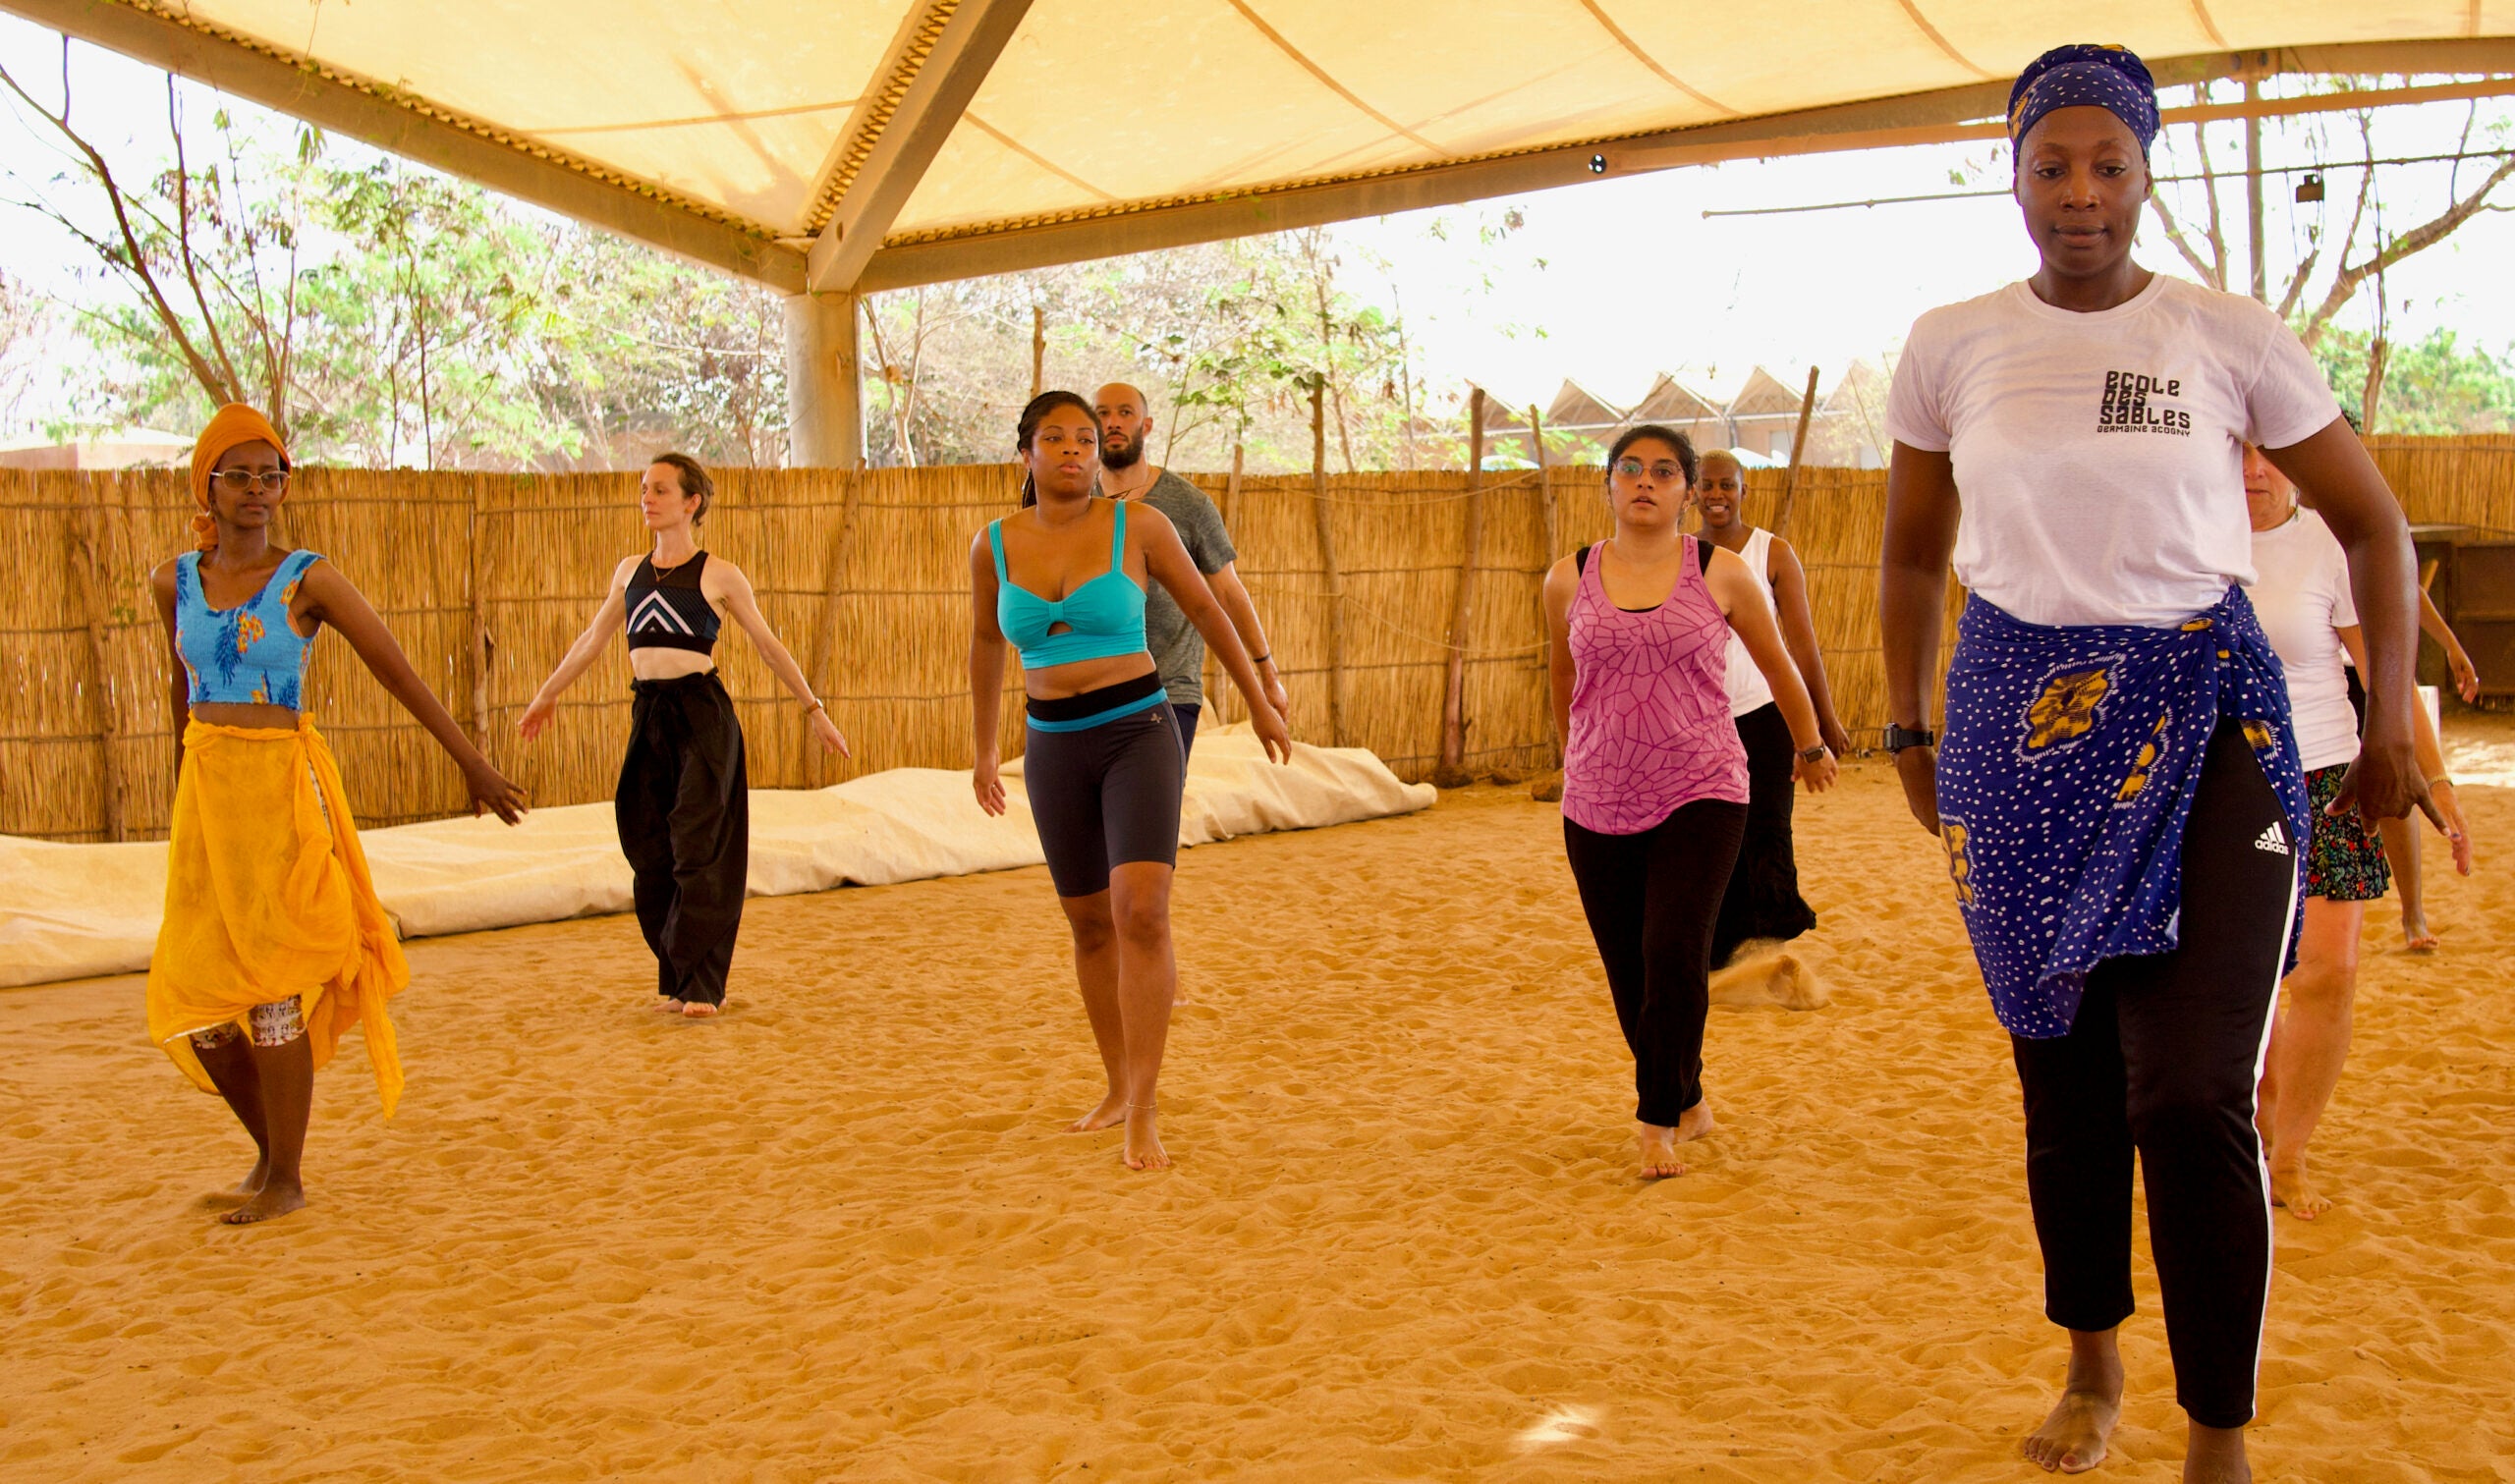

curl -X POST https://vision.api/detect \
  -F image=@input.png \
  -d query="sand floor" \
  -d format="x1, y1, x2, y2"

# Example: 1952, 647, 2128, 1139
3, 759, 2510, 1481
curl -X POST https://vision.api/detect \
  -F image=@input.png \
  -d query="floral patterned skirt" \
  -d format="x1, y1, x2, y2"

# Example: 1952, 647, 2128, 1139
2303, 763, 2392, 902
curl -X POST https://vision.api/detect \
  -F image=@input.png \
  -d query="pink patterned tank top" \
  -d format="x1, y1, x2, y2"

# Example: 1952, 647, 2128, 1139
1562, 536, 1751, 834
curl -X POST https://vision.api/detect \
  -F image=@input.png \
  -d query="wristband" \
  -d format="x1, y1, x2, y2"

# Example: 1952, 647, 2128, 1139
2431, 775, 2455, 790
1250, 652, 1272, 666
804, 699, 826, 715
1797, 743, 1829, 764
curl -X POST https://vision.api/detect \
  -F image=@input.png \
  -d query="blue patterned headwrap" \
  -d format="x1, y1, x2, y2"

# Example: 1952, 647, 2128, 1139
2008, 43, 2159, 153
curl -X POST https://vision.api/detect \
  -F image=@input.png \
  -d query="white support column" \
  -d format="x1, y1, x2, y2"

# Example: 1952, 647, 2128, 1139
784, 291, 863, 468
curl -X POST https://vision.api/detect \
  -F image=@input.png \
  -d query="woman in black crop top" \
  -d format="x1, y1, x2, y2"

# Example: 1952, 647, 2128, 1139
521, 454, 849, 1017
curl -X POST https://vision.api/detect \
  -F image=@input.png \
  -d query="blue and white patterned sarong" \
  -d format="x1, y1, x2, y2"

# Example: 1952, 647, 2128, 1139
1934, 587, 2310, 1039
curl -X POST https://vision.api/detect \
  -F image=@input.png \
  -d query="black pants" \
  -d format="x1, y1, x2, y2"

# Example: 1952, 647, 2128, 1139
1170, 702, 1201, 762
1711, 702, 1817, 966
2010, 721, 2296, 1429
616, 672, 749, 1006
1563, 798, 1749, 1126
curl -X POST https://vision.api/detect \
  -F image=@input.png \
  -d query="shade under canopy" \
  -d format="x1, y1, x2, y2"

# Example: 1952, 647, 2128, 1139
10, 1, 2515, 296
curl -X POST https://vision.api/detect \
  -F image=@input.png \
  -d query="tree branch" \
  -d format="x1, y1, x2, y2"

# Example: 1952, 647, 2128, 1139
2302, 150, 2515, 345
0, 47, 236, 405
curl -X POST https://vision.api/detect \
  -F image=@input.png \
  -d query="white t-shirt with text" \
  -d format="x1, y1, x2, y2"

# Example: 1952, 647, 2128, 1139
2247, 507, 2361, 772
1885, 275, 2341, 627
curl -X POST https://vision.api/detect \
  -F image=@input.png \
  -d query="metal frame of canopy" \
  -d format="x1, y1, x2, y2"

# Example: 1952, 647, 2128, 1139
6, 0, 2513, 467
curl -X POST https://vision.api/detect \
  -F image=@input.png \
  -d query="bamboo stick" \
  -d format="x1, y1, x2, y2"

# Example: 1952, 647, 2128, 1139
810, 473, 860, 782
1031, 306, 1045, 401
73, 497, 124, 842
1530, 405, 1559, 766
1772, 365, 1821, 537
467, 479, 492, 749
1310, 383, 1346, 746
1434, 387, 1486, 786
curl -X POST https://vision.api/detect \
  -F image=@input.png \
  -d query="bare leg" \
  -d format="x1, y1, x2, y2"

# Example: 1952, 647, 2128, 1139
223, 1030, 312, 1225
2260, 898, 2363, 1220
2378, 815, 2432, 949
2023, 1327, 2124, 1474
2185, 1421, 2252, 1483
1056, 891, 1128, 1132
192, 1031, 270, 1199
1107, 861, 1177, 1171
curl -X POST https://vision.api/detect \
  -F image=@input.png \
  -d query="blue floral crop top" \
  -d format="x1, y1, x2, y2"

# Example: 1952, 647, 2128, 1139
175, 549, 322, 708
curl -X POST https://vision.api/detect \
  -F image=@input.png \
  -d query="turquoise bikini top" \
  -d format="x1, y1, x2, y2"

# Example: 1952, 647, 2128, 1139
175, 548, 323, 708
990, 499, 1149, 670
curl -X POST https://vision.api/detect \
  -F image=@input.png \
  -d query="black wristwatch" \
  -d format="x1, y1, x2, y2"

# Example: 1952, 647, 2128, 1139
1882, 723, 1936, 754
1797, 743, 1829, 764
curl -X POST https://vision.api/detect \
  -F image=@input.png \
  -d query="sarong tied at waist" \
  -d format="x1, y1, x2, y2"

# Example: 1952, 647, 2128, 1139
1933, 587, 2309, 1039
146, 717, 409, 1115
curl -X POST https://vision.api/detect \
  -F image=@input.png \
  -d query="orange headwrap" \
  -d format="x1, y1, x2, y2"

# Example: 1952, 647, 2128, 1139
188, 403, 288, 552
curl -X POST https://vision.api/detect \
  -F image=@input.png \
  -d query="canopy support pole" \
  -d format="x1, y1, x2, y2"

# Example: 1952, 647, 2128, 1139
785, 292, 864, 469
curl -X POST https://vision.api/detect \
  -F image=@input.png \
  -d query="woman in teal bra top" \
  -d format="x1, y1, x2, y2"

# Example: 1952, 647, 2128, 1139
969, 390, 1291, 1172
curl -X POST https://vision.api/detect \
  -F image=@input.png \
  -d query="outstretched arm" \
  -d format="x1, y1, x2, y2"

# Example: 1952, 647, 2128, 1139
2338, 625, 2470, 874
1707, 546, 1836, 794
1203, 563, 1289, 719
299, 561, 526, 824
1543, 557, 1577, 758
1141, 508, 1292, 763
1879, 442, 1962, 835
520, 558, 633, 741
1768, 536, 1853, 757
711, 559, 848, 756
969, 531, 1012, 814
2267, 417, 2431, 830
2418, 587, 2479, 702
150, 561, 190, 788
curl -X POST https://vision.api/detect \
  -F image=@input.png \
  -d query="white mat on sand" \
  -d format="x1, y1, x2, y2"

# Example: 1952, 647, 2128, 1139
0, 727, 1432, 989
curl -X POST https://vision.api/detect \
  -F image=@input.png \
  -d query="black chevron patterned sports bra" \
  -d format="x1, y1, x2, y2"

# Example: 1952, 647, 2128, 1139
626, 550, 721, 654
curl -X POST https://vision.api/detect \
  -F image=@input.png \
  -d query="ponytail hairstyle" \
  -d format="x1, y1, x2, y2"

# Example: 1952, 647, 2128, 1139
649, 452, 714, 525
1605, 423, 1699, 488
1015, 389, 1099, 508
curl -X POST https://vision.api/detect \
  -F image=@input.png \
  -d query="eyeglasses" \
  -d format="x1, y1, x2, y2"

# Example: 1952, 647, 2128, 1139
1613, 459, 1688, 481
210, 468, 289, 494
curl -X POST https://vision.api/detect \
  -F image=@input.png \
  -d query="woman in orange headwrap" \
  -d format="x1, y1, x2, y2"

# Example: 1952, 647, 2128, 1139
146, 404, 528, 1225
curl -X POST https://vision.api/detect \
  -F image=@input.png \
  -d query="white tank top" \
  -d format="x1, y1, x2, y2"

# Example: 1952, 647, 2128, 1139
1718, 526, 1796, 718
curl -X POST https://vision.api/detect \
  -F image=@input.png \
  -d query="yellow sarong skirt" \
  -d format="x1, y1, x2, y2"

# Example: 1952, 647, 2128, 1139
145, 719, 409, 1117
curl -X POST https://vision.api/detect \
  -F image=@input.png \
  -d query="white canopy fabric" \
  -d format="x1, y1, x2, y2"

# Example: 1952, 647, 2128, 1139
10, 2, 2514, 295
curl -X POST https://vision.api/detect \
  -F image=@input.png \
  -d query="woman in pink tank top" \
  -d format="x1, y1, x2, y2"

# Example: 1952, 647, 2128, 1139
1543, 425, 1837, 1180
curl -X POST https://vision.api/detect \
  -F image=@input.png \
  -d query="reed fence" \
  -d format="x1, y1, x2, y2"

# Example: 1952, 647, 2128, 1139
4, 433, 2504, 842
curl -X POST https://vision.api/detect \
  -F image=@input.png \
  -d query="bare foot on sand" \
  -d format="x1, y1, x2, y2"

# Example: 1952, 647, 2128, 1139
1636, 1124, 1686, 1179
681, 1002, 720, 1019
654, 998, 685, 1013
2403, 910, 2439, 952
219, 1157, 270, 1202
2270, 1162, 2333, 1220
220, 1181, 306, 1226
1123, 1105, 1170, 1171
2024, 1386, 2121, 1473
2023, 1335, 2124, 1476
1068, 1090, 1127, 1133
1673, 1101, 1716, 1142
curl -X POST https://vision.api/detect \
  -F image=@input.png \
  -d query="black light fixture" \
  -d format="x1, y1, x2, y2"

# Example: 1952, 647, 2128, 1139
2295, 172, 2325, 202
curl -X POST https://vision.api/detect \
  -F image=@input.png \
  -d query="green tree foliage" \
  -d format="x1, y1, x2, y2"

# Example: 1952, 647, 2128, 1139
3, 53, 784, 467
860, 223, 1499, 474
2315, 326, 2515, 433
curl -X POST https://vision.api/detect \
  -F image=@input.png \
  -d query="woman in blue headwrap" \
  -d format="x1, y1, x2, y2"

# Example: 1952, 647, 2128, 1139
1877, 43, 2439, 1481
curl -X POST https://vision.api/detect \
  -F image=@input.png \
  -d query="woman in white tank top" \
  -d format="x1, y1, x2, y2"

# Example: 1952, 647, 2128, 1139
1693, 449, 1852, 965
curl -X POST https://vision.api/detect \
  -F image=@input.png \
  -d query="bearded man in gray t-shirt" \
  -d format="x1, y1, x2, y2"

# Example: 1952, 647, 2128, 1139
1093, 382, 1289, 759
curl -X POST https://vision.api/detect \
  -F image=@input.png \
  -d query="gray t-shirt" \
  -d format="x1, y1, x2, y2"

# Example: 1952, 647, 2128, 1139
1125, 469, 1236, 707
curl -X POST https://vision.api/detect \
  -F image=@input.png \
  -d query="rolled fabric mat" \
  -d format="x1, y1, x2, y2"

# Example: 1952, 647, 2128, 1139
0, 728, 1433, 988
